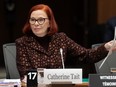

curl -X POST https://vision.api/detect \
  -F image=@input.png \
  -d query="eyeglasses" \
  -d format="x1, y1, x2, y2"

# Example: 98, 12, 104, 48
29, 17, 48, 25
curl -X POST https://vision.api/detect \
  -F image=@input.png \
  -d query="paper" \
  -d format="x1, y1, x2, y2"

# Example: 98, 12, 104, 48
0, 79, 21, 87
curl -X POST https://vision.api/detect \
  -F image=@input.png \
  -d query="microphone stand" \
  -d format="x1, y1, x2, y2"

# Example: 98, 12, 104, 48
60, 48, 65, 69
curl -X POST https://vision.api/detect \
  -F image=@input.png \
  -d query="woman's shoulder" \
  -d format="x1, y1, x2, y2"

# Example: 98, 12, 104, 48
15, 35, 30, 44
52, 32, 69, 41
53, 32, 68, 38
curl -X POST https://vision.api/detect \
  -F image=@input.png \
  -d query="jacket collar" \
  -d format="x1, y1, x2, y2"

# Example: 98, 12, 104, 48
24, 33, 58, 55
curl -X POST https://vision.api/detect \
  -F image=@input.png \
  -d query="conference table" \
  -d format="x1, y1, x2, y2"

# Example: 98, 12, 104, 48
21, 83, 89, 87
0, 78, 89, 87
75, 83, 88, 87
21, 78, 89, 87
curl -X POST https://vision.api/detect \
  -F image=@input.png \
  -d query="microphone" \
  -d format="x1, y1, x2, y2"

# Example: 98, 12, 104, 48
60, 48, 65, 69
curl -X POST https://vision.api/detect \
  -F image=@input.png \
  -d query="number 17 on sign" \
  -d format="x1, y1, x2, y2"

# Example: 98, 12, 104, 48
27, 69, 38, 87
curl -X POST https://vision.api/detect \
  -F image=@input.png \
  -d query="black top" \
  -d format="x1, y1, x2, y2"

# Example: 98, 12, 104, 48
32, 33, 51, 51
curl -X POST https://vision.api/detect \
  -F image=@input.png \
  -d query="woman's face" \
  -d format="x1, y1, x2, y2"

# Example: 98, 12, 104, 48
29, 10, 50, 37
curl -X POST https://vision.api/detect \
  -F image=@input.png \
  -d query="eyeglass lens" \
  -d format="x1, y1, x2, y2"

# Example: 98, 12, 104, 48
29, 17, 47, 25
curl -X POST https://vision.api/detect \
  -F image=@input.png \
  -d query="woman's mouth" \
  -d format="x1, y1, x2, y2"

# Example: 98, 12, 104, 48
34, 28, 41, 30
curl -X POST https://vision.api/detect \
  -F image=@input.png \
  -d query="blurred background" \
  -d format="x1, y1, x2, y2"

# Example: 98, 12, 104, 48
0, 0, 116, 78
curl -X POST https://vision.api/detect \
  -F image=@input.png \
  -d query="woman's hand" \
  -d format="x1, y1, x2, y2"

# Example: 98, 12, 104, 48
105, 40, 116, 51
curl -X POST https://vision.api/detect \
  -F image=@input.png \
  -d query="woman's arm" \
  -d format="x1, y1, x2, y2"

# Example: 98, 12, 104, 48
62, 33, 108, 63
15, 40, 31, 80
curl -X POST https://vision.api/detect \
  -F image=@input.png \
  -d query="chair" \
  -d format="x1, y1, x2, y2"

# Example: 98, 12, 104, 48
94, 52, 116, 74
92, 43, 116, 74
91, 43, 103, 49
3, 43, 20, 79
91, 43, 104, 73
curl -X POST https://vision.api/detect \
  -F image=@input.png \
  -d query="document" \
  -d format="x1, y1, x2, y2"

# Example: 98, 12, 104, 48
0, 79, 21, 87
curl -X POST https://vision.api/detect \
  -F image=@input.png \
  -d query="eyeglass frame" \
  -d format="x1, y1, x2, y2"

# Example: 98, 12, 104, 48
29, 17, 48, 25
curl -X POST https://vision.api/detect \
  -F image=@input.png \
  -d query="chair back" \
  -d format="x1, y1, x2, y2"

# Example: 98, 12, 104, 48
91, 43, 103, 49
92, 43, 114, 74
3, 43, 20, 79
91, 43, 105, 73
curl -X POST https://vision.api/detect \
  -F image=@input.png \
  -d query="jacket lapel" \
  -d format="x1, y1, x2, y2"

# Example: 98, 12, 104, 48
25, 33, 59, 56
27, 36, 48, 55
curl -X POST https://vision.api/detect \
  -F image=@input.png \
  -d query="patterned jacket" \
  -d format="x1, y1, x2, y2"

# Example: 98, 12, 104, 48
15, 32, 108, 79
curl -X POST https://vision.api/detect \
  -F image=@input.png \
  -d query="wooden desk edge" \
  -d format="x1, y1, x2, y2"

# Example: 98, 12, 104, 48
21, 82, 89, 87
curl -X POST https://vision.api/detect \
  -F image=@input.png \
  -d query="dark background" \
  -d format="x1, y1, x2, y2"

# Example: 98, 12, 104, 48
0, 0, 115, 78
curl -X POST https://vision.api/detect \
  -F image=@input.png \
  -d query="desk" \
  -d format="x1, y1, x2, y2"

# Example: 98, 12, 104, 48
0, 79, 89, 87
50, 83, 88, 87
75, 82, 88, 87
21, 78, 89, 87
21, 82, 89, 87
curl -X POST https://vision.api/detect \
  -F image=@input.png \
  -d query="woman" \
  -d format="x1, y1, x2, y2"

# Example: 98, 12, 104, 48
15, 4, 115, 80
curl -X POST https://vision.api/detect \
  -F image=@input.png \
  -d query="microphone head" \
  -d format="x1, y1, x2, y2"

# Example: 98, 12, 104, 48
60, 48, 63, 54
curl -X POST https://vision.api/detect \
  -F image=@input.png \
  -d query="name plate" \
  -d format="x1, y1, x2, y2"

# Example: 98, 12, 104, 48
89, 74, 116, 87
43, 69, 82, 84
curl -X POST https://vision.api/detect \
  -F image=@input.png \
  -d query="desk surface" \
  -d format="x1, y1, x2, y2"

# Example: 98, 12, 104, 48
21, 78, 89, 87
21, 82, 89, 87
75, 82, 88, 87
0, 79, 89, 87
